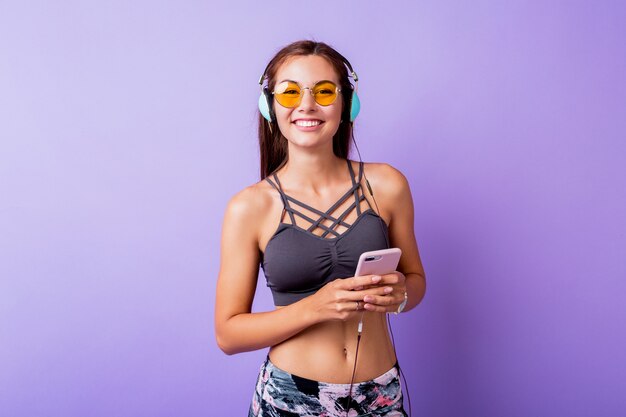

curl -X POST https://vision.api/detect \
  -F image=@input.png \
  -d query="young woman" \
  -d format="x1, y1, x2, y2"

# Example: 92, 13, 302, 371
215, 40, 426, 416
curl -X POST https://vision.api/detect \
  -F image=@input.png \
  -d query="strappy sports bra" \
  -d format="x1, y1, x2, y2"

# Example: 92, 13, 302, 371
261, 160, 389, 306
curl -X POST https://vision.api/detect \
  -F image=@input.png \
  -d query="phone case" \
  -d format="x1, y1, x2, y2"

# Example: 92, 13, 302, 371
354, 248, 402, 277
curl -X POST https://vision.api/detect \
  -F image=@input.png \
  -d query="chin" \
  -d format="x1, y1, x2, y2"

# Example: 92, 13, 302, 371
286, 136, 332, 149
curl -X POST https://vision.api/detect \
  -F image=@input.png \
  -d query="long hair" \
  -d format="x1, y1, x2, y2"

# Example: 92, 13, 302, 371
258, 40, 355, 179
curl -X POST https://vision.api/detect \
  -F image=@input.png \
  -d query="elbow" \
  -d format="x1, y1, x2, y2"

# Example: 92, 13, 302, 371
215, 325, 243, 356
217, 340, 237, 356
215, 330, 236, 355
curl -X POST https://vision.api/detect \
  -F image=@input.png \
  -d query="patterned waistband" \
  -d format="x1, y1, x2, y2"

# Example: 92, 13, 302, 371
262, 355, 401, 391
250, 355, 406, 416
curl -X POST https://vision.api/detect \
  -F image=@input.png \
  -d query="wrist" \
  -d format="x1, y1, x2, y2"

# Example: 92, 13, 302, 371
299, 294, 323, 326
394, 291, 408, 315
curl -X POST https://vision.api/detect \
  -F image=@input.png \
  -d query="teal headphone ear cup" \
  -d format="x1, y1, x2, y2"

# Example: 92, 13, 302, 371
343, 89, 360, 123
258, 94, 270, 121
258, 88, 275, 122
350, 91, 360, 122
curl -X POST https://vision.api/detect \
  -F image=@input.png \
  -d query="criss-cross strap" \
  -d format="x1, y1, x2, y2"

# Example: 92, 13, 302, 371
267, 160, 373, 239
265, 176, 295, 225
350, 160, 365, 217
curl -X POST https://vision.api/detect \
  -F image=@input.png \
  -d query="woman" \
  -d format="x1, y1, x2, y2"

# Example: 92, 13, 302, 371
215, 40, 426, 416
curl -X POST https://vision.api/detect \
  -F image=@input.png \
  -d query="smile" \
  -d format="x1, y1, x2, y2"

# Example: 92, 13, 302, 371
293, 120, 323, 127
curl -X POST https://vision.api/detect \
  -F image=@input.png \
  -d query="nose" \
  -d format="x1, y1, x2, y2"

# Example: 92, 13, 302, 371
297, 88, 317, 111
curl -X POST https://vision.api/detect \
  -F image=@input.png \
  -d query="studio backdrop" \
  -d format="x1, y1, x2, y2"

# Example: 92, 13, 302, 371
1, 1, 625, 416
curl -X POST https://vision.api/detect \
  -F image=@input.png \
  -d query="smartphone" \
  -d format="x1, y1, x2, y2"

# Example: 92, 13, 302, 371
354, 248, 402, 277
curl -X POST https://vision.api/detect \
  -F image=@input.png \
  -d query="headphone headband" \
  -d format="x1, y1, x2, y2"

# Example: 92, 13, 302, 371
258, 55, 358, 87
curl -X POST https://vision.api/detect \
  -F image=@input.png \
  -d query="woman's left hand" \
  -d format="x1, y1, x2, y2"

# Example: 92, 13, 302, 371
361, 271, 407, 313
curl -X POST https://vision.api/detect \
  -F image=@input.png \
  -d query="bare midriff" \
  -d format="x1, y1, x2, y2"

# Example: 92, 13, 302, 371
269, 306, 397, 384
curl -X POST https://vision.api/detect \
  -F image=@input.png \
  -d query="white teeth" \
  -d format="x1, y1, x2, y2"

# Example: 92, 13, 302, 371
295, 120, 321, 127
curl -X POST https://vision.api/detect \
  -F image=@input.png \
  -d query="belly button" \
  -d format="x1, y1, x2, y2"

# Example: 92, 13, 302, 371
343, 348, 348, 356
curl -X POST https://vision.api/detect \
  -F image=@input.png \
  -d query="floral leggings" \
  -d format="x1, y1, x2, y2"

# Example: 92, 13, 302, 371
248, 356, 408, 417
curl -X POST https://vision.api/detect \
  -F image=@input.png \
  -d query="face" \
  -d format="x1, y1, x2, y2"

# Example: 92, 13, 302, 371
272, 55, 343, 149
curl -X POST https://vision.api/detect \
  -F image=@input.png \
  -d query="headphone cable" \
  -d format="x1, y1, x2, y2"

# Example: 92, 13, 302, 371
347, 132, 412, 417
345, 312, 365, 417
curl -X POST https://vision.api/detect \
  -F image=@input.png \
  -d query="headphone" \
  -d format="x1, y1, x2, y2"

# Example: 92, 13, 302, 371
258, 54, 361, 124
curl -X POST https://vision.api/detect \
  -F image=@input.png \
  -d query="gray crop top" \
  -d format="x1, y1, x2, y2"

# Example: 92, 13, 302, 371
260, 160, 390, 306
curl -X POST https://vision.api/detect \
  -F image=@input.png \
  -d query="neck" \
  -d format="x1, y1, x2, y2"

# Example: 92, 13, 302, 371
280, 145, 348, 191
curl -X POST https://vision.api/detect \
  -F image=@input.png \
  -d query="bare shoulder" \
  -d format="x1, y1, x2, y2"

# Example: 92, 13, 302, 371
226, 180, 272, 218
360, 161, 410, 198
223, 180, 277, 236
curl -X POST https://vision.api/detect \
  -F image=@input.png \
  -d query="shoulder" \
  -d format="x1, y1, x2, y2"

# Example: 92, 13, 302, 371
223, 179, 277, 229
356, 161, 414, 226
357, 161, 410, 198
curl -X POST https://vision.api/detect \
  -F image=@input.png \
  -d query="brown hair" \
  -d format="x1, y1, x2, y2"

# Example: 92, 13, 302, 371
258, 40, 355, 179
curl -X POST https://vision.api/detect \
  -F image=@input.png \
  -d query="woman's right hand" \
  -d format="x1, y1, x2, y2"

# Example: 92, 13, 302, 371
305, 275, 395, 323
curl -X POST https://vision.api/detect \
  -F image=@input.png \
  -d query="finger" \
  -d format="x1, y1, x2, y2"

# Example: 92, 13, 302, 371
339, 274, 382, 290
333, 301, 366, 318
353, 283, 381, 291
378, 272, 403, 285
362, 303, 391, 313
362, 294, 396, 307
345, 285, 393, 301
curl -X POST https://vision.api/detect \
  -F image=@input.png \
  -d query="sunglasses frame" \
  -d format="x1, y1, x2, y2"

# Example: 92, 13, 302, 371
271, 80, 342, 108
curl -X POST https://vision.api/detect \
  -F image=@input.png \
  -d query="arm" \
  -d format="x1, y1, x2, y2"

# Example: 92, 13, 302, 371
361, 164, 427, 313
214, 186, 392, 355
214, 188, 312, 355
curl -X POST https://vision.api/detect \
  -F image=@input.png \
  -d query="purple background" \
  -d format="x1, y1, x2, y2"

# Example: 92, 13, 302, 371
1, 1, 625, 416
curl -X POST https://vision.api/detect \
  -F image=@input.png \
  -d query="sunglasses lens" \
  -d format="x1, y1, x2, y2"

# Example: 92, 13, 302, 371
274, 81, 301, 107
313, 81, 338, 106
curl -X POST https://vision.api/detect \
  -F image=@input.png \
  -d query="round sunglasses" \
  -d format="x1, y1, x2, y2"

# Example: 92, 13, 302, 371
272, 80, 341, 108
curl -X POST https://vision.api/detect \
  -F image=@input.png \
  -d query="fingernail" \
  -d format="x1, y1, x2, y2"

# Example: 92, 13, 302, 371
372, 276, 381, 282
355, 286, 363, 291
364, 295, 373, 302
384, 287, 393, 293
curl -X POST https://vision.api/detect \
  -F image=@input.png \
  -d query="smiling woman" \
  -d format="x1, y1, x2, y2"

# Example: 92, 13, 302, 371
214, 40, 426, 417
